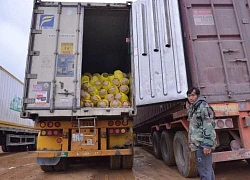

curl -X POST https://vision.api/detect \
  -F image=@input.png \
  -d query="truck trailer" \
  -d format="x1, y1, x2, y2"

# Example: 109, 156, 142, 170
0, 66, 37, 152
134, 0, 250, 178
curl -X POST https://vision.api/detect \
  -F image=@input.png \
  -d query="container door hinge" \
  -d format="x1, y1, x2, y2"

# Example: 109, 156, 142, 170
31, 29, 42, 34
29, 51, 40, 56
27, 74, 37, 79
185, 4, 192, 8
190, 34, 197, 40
34, 9, 44, 14
242, 18, 249, 24
24, 98, 35, 104
57, 3, 62, 14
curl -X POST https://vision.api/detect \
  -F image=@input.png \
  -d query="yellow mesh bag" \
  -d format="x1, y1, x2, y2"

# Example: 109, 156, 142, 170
99, 89, 108, 98
81, 75, 90, 84
102, 80, 112, 90
100, 72, 110, 82
121, 78, 130, 85
91, 95, 101, 105
82, 100, 94, 107
82, 81, 91, 91
115, 93, 128, 102
97, 99, 109, 108
110, 100, 122, 108
105, 94, 115, 102
119, 85, 129, 94
122, 101, 131, 108
108, 85, 119, 94
81, 90, 90, 100
87, 86, 99, 96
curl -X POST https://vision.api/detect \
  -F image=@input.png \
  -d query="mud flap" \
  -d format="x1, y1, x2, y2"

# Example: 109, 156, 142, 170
37, 157, 61, 165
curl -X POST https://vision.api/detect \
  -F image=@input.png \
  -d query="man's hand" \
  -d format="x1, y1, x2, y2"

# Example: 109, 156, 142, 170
203, 147, 212, 155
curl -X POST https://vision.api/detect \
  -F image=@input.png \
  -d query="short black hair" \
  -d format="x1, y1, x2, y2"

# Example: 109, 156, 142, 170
186, 87, 200, 96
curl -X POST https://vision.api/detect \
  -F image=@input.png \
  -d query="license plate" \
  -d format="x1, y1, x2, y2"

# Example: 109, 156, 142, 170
72, 133, 83, 142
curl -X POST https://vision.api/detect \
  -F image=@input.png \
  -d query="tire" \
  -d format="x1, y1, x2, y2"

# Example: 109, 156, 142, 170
122, 155, 134, 169
173, 131, 198, 178
110, 155, 121, 170
152, 131, 162, 159
212, 162, 216, 170
40, 165, 54, 172
161, 131, 176, 166
54, 158, 69, 171
245, 159, 250, 164
133, 134, 139, 146
1, 145, 8, 152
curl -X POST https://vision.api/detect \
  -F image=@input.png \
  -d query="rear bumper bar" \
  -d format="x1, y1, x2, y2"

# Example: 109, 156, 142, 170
213, 149, 250, 162
36, 149, 133, 158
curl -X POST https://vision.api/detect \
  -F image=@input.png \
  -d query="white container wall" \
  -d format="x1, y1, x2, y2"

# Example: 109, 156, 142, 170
0, 67, 34, 127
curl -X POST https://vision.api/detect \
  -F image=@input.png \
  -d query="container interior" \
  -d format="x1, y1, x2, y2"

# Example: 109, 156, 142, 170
82, 9, 130, 74
81, 8, 132, 109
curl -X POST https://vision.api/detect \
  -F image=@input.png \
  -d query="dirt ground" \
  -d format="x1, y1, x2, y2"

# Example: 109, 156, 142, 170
0, 147, 250, 180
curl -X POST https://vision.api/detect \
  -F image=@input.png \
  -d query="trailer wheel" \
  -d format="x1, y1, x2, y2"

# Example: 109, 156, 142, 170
152, 131, 162, 159
1, 145, 7, 152
54, 158, 69, 171
134, 134, 139, 146
173, 131, 198, 178
122, 155, 134, 169
161, 131, 176, 166
245, 159, 250, 164
40, 165, 54, 172
110, 155, 121, 169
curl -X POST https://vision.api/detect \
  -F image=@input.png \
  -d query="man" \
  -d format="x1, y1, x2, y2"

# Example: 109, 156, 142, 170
186, 87, 216, 180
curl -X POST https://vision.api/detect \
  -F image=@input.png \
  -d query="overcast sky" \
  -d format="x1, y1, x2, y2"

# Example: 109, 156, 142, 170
0, 0, 135, 82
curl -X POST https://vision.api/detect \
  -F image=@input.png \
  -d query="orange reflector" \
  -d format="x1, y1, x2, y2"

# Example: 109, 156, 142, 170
47, 130, 52, 136
115, 129, 120, 134
121, 129, 126, 133
56, 138, 62, 143
41, 130, 46, 136
53, 130, 59, 136
122, 121, 128, 126
115, 121, 121, 126
109, 129, 114, 134
40, 122, 46, 128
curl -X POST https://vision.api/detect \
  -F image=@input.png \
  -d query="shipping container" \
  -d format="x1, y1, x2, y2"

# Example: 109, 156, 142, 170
21, 0, 187, 119
0, 66, 37, 152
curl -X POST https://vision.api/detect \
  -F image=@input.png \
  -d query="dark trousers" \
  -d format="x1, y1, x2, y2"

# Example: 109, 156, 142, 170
195, 148, 215, 180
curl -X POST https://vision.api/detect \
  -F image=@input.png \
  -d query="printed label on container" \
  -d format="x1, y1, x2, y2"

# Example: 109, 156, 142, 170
34, 82, 51, 105
35, 91, 47, 104
10, 96, 22, 112
39, 15, 55, 29
48, 34, 76, 38
193, 10, 215, 26
56, 54, 75, 77
60, 43, 73, 54
72, 133, 84, 142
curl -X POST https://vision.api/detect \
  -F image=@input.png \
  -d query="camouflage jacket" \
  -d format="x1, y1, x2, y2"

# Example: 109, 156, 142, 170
187, 96, 216, 151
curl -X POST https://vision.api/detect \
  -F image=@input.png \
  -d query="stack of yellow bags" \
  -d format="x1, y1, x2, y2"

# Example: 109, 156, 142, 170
81, 70, 131, 108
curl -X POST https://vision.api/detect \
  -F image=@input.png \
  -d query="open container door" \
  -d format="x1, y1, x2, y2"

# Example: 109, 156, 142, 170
132, 0, 188, 106
23, 2, 83, 112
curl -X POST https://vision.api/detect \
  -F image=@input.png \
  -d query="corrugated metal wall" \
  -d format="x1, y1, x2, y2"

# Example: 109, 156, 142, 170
0, 67, 34, 127
180, 0, 250, 103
